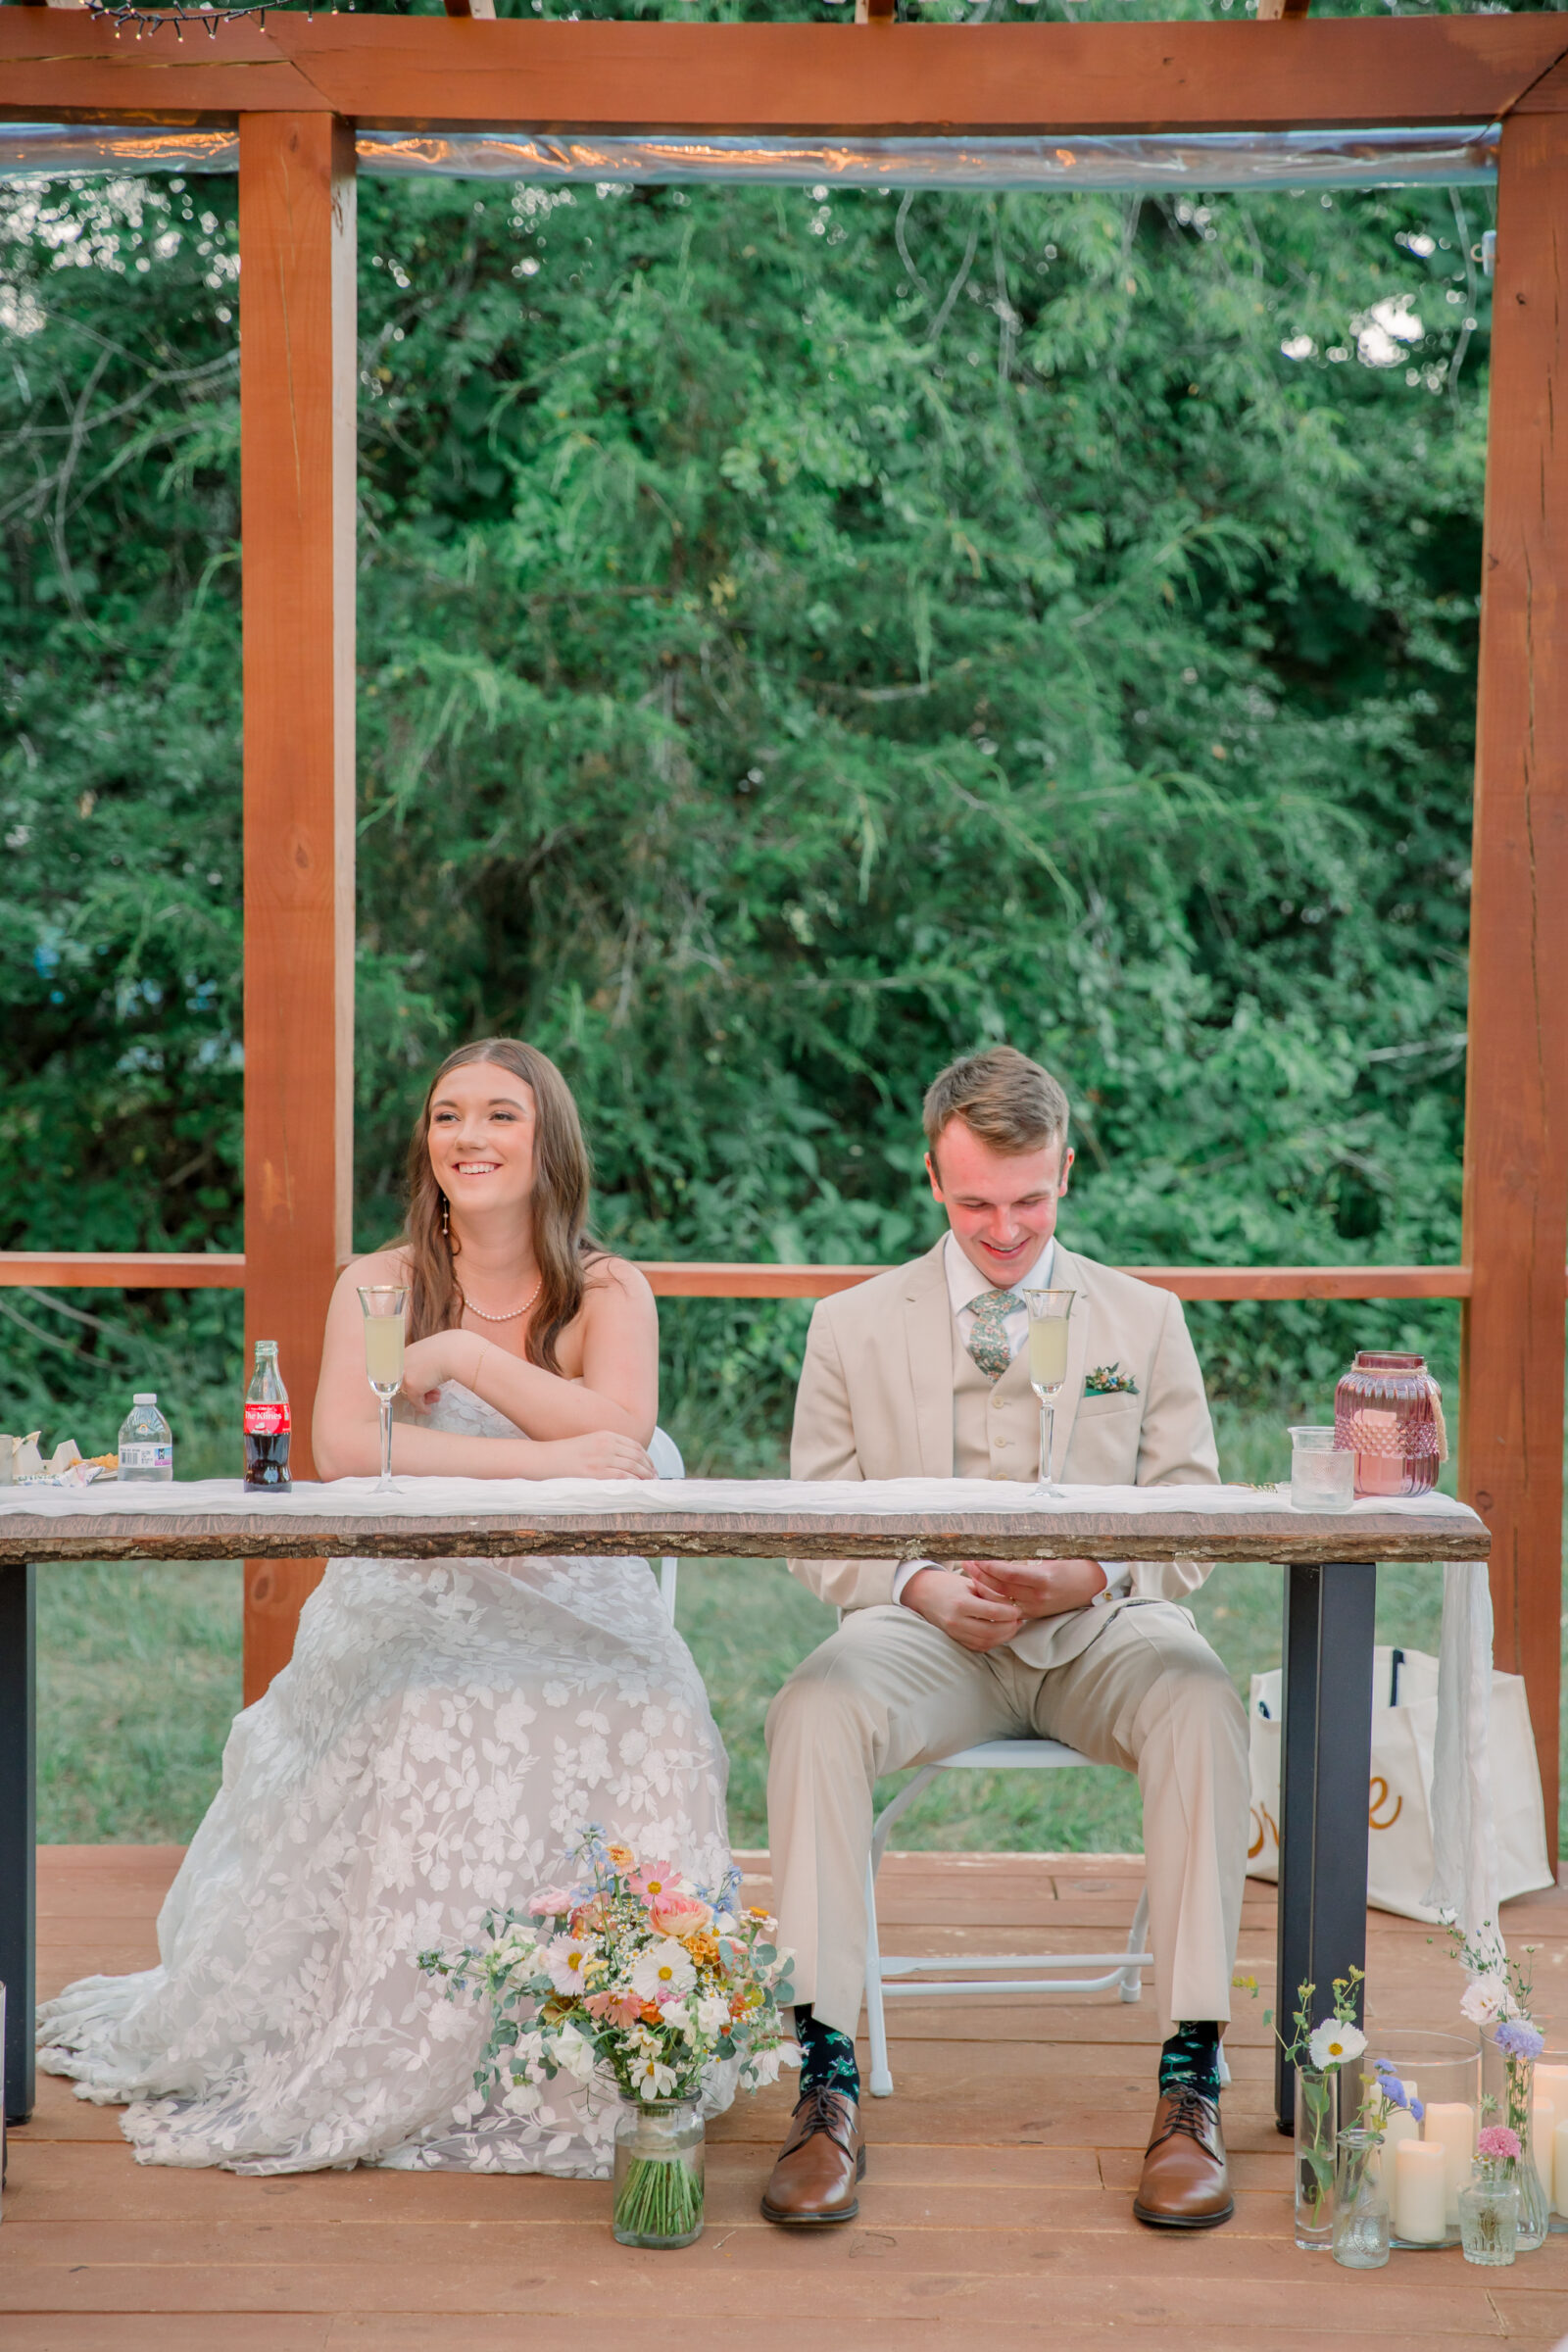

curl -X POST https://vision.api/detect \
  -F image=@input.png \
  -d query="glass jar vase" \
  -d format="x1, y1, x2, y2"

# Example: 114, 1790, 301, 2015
1331, 2127, 1391, 2269
1295, 2065, 1340, 2250
1459, 2160, 1519, 2266
1333, 1351, 1446, 1496
612, 2097, 705, 2248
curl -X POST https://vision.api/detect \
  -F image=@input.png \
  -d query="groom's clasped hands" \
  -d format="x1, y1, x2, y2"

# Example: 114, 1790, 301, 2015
903, 1557, 1113, 1652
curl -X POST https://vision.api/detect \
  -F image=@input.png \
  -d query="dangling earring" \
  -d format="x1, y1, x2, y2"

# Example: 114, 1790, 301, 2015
440, 1193, 450, 1240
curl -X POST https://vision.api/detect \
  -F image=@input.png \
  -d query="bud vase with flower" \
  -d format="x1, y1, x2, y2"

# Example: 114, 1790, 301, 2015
1277, 1969, 1366, 2251
1452, 1917, 1549, 2254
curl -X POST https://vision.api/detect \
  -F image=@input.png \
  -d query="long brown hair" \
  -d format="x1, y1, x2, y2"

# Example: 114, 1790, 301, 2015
403, 1039, 606, 1374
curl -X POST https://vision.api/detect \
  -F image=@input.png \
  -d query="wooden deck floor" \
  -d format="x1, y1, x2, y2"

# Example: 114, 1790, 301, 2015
6, 1846, 1568, 2350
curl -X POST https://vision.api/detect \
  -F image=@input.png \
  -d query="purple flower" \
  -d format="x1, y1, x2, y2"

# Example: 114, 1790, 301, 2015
1494, 2018, 1544, 2063
1409, 2096, 1425, 2122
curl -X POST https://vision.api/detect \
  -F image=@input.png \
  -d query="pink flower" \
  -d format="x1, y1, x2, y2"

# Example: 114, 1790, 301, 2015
628, 1861, 686, 1904
527, 1885, 574, 1918
649, 1891, 713, 1941
1478, 2124, 1522, 2163
584, 1990, 644, 2029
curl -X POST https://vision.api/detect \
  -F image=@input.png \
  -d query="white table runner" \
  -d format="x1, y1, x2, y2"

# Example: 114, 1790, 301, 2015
0, 1470, 1487, 1531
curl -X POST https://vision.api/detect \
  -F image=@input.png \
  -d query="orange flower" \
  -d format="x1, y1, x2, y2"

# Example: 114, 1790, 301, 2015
640, 2001, 662, 2028
605, 1842, 636, 1871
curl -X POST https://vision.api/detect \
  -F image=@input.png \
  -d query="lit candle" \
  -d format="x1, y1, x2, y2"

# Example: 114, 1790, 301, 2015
1554, 2117, 1568, 2219
1395, 2139, 1448, 2244
1422, 2103, 1475, 2226
1532, 2095, 1556, 2197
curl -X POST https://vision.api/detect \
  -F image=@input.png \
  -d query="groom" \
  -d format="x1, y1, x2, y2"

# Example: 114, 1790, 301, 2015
760, 1047, 1250, 2232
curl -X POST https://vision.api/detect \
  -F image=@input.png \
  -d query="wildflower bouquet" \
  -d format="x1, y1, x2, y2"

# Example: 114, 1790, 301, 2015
417, 1831, 797, 2244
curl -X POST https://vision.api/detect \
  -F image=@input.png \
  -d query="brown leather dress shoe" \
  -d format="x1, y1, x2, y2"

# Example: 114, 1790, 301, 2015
760, 2085, 865, 2226
1133, 2086, 1235, 2230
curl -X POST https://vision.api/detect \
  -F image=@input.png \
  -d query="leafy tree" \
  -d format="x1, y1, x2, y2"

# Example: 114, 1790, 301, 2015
1, 145, 1491, 1453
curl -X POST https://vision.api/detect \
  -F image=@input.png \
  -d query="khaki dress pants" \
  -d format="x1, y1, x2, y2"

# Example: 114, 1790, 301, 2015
764, 1599, 1250, 2042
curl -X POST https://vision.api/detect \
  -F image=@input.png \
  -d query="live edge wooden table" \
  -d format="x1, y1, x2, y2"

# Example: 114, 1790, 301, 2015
0, 1475, 1489, 2138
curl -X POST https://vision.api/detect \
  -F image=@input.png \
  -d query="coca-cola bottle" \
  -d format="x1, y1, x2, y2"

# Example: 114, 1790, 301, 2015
243, 1340, 292, 1492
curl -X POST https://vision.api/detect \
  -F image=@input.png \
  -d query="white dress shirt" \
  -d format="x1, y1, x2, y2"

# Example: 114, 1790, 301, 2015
892, 1229, 1131, 1610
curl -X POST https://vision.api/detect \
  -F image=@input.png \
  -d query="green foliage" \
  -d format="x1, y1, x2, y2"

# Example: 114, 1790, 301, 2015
2, 157, 1492, 1447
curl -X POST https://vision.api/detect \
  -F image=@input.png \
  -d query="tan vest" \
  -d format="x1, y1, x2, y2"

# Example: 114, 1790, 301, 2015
951, 1313, 1038, 1481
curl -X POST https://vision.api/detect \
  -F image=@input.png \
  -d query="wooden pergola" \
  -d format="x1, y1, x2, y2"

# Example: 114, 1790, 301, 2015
2, 5, 1565, 1833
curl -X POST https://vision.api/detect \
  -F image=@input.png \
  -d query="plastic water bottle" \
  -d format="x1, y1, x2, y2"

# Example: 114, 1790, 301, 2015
118, 1393, 173, 1482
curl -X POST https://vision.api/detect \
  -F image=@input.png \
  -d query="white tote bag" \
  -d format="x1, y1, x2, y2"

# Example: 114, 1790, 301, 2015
1248, 1645, 1554, 1924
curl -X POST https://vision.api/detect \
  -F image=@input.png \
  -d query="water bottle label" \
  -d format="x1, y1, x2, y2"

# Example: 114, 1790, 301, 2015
120, 1444, 172, 1470
244, 1403, 291, 1436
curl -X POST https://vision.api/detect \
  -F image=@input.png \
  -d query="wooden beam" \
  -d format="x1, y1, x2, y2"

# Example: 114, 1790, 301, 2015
0, 1252, 244, 1288
239, 112, 356, 1706
636, 1261, 1476, 1302
3, 10, 1567, 137
1461, 112, 1568, 1858
0, 1253, 1475, 1300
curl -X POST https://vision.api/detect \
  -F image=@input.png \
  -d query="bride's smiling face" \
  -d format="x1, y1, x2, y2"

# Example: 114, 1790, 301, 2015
427, 1061, 539, 1221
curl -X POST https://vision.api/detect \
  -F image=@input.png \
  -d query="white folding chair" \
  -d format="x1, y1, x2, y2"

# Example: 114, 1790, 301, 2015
647, 1426, 684, 1617
862, 1739, 1154, 2099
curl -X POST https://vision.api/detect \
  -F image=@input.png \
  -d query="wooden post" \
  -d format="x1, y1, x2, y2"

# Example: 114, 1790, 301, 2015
239, 114, 357, 1703
1461, 111, 1568, 1856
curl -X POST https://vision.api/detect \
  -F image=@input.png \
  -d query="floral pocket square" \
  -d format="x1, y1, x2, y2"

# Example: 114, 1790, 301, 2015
1084, 1363, 1139, 1397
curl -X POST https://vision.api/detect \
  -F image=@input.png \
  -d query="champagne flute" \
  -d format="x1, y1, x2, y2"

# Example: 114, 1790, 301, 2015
1024, 1288, 1075, 1499
358, 1285, 408, 1495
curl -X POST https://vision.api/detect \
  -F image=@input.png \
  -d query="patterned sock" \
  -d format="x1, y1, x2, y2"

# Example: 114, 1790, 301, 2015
1159, 2021, 1222, 2100
793, 2004, 860, 2103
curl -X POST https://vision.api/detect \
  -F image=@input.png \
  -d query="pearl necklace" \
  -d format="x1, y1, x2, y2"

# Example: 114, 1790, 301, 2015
461, 1275, 542, 1324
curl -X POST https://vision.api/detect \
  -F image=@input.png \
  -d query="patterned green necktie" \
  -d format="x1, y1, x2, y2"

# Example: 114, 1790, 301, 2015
966, 1289, 1017, 1381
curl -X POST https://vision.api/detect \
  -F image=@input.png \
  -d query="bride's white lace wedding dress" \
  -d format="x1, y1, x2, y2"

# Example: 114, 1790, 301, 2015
36, 1383, 734, 2177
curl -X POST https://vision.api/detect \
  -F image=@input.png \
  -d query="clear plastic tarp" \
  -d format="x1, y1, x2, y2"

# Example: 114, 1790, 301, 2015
0, 120, 1500, 192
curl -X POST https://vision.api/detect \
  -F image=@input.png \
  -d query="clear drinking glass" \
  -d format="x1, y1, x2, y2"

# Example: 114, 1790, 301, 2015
1023, 1288, 1075, 1498
358, 1285, 407, 1495
1288, 1426, 1354, 1512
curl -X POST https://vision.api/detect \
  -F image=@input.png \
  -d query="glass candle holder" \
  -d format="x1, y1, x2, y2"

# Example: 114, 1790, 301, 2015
1288, 1425, 1354, 1513
1529, 2050, 1568, 2233
1370, 2030, 1480, 2248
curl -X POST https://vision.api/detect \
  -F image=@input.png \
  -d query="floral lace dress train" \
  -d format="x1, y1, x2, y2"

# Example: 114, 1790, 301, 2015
36, 1383, 733, 2177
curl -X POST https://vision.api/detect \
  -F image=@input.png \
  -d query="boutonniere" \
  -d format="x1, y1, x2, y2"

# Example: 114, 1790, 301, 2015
1085, 1363, 1138, 1397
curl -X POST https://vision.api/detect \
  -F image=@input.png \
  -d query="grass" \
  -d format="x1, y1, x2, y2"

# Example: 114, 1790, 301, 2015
34, 1404, 1564, 1856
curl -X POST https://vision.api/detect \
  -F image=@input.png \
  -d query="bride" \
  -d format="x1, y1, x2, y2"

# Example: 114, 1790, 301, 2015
37, 1038, 734, 2176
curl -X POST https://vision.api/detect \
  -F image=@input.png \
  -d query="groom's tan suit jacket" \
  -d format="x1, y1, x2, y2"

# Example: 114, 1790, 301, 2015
788, 1235, 1221, 1671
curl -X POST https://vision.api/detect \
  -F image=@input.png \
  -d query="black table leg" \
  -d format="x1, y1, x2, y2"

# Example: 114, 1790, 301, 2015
1274, 1558, 1376, 2135
1, 1558, 35, 2125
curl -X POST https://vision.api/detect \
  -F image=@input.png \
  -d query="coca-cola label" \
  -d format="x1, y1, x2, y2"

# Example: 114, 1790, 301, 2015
244, 1403, 291, 1437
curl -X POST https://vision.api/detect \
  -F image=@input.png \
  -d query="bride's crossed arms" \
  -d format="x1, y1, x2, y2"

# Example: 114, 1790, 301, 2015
313, 1043, 659, 1485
